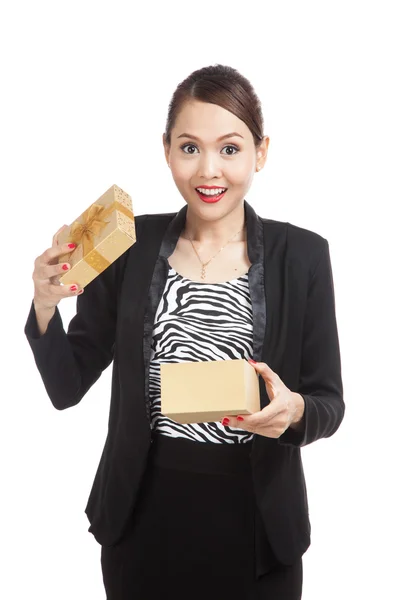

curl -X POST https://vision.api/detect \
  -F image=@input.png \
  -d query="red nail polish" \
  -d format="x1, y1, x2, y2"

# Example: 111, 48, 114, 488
68, 243, 76, 249
222, 418, 230, 426
62, 263, 69, 270
237, 416, 244, 421
248, 359, 257, 364
70, 285, 78, 291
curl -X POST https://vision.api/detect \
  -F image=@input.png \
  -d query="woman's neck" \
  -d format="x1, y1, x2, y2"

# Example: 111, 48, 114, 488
182, 205, 247, 245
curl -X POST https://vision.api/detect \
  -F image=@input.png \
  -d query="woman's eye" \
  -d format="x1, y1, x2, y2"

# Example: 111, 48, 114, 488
221, 145, 239, 155
180, 144, 239, 155
180, 144, 198, 154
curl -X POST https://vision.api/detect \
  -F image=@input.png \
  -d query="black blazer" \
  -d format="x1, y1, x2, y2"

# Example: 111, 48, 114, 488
24, 199, 344, 578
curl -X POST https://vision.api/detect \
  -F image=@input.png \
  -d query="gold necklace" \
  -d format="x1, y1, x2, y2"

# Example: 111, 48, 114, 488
183, 225, 246, 280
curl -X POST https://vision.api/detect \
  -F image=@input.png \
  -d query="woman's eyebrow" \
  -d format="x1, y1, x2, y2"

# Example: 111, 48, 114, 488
177, 132, 244, 141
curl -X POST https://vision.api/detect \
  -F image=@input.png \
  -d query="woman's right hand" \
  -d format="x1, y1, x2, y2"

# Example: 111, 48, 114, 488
32, 225, 84, 310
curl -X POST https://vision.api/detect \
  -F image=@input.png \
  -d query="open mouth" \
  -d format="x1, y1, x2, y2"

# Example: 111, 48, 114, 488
195, 188, 228, 202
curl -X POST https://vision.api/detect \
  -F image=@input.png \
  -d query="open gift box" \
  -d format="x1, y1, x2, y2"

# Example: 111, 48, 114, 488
160, 358, 260, 424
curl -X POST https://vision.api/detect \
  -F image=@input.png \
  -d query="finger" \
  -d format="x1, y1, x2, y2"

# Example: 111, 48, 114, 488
220, 413, 255, 430
34, 243, 77, 281
41, 241, 77, 265
248, 360, 283, 396
47, 282, 83, 298
224, 404, 279, 428
34, 261, 72, 285
247, 359, 276, 379
46, 259, 72, 283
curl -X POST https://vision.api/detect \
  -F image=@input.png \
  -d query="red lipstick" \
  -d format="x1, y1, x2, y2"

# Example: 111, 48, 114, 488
195, 186, 228, 203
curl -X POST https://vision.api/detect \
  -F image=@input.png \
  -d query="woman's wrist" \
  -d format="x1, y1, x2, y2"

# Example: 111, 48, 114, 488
289, 393, 305, 431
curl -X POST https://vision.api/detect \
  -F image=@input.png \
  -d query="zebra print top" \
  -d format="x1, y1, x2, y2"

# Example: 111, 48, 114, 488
149, 264, 255, 444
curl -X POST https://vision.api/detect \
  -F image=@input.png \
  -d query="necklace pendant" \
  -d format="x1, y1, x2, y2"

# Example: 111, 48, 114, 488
201, 266, 206, 280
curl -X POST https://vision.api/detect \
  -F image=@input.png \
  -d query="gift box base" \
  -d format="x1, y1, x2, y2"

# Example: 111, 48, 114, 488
160, 358, 260, 425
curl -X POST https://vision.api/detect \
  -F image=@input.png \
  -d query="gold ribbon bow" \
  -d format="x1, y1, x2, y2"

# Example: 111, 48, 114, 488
67, 201, 115, 258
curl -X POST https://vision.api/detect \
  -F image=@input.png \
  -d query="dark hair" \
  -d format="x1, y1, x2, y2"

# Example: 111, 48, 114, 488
164, 64, 265, 150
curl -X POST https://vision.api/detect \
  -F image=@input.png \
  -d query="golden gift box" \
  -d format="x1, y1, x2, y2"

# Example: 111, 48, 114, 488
160, 358, 260, 424
55, 184, 136, 288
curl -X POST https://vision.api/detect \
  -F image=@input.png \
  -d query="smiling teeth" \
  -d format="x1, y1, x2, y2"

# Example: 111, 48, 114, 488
196, 188, 227, 196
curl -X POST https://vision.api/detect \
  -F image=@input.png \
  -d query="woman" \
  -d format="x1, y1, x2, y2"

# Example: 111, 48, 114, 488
24, 64, 345, 599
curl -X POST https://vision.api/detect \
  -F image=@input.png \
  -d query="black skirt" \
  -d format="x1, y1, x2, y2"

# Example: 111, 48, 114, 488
101, 433, 303, 599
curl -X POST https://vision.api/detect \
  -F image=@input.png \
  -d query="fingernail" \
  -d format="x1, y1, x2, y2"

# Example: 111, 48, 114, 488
222, 418, 230, 426
237, 416, 244, 421
248, 359, 257, 364
70, 285, 78, 291
62, 264, 69, 271
68, 243, 76, 249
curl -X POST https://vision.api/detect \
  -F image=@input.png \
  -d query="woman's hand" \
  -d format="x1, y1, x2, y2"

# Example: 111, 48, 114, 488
220, 360, 305, 438
32, 225, 84, 311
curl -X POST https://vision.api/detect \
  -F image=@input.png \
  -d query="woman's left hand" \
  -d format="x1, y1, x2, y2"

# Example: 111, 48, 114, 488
220, 360, 305, 438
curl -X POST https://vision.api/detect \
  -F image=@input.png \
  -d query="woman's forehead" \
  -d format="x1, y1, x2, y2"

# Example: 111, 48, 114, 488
172, 101, 251, 141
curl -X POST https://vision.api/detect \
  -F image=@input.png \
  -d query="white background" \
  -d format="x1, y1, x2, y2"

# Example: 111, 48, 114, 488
2, 0, 399, 598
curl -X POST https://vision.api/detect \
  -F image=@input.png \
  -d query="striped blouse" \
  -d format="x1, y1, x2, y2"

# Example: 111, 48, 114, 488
148, 264, 255, 444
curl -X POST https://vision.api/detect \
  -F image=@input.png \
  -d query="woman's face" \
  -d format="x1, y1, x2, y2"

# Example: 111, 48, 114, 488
163, 100, 268, 221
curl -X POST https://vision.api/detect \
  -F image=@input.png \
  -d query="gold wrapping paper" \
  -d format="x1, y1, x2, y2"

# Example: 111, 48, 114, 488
55, 184, 136, 288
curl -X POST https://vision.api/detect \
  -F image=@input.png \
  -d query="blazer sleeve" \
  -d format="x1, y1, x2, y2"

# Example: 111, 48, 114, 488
278, 238, 345, 448
24, 215, 146, 410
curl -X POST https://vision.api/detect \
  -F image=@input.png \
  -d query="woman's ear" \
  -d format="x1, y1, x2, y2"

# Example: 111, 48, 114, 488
256, 136, 270, 171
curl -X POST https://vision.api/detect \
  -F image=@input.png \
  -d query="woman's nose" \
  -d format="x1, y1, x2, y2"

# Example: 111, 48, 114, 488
196, 155, 222, 179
